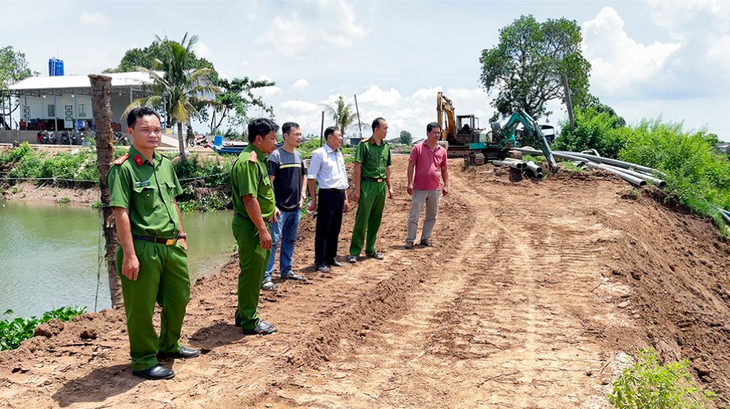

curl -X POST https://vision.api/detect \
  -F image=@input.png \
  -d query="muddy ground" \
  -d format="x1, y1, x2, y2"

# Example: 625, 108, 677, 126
2, 156, 730, 408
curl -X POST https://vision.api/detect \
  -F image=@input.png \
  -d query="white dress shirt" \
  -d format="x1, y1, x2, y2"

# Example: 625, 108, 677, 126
307, 144, 349, 190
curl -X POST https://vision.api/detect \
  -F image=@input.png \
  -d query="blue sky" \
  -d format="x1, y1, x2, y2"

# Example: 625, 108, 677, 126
2, 0, 729, 140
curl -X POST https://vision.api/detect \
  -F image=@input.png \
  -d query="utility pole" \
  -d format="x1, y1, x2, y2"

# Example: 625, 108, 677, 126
562, 73, 575, 131
89, 74, 123, 308
319, 111, 324, 147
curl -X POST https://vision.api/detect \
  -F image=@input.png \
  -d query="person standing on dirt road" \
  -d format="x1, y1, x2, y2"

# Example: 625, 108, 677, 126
108, 106, 199, 381
231, 118, 280, 335
307, 126, 350, 273
347, 117, 394, 263
405, 122, 449, 249
261, 122, 308, 291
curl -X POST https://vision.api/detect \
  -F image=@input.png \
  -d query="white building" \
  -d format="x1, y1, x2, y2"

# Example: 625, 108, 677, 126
8, 71, 156, 133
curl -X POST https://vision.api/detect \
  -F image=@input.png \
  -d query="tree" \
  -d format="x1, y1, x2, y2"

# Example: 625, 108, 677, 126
208, 77, 275, 135
124, 33, 218, 160
479, 15, 591, 120
399, 130, 412, 145
89, 74, 123, 308
104, 42, 219, 83
320, 95, 363, 138
0, 46, 38, 129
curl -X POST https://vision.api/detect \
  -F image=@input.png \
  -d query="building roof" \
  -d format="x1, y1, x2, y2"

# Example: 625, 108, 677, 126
8, 72, 157, 95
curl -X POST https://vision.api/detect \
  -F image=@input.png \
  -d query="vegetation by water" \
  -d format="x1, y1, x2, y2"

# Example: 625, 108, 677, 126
0, 306, 86, 351
555, 109, 730, 228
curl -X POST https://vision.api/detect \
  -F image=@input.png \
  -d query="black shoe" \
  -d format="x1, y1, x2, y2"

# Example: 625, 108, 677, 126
315, 264, 331, 273
282, 272, 306, 281
132, 364, 175, 380
242, 319, 278, 335
327, 260, 344, 267
366, 251, 384, 260
158, 346, 200, 359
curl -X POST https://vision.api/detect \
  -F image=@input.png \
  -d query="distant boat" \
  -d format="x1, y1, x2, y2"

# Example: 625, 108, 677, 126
212, 140, 248, 155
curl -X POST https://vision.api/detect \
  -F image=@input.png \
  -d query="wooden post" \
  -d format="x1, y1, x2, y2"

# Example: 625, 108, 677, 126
319, 111, 324, 147
562, 73, 575, 131
89, 74, 123, 309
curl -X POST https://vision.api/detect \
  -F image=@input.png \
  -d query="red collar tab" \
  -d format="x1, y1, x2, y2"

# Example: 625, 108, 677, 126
369, 138, 375, 145
249, 151, 258, 162
134, 155, 144, 166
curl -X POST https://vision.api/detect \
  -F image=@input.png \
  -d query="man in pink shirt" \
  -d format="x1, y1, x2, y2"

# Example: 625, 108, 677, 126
405, 122, 449, 249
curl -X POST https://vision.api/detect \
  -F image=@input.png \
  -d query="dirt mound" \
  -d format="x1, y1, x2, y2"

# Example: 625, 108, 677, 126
1, 157, 730, 408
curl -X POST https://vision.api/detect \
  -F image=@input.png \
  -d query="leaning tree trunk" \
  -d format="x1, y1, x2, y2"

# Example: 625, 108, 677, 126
177, 122, 186, 160
89, 74, 123, 309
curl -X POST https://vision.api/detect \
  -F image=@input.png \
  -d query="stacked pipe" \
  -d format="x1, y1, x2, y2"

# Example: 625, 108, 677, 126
514, 148, 666, 188
490, 158, 544, 178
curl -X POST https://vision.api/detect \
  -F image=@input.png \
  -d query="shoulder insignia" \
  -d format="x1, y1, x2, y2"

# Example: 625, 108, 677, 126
249, 151, 258, 162
112, 153, 129, 165
134, 154, 144, 166
367, 138, 374, 145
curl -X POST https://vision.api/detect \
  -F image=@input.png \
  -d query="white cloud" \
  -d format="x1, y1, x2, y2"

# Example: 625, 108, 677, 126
291, 78, 310, 91
444, 87, 486, 101
280, 100, 318, 112
253, 75, 283, 98
255, 1, 369, 57
78, 12, 110, 29
192, 41, 212, 59
358, 86, 401, 106
411, 86, 443, 100
582, 7, 680, 99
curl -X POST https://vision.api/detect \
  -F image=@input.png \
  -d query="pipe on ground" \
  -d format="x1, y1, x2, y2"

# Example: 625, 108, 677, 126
492, 160, 526, 170
586, 162, 646, 186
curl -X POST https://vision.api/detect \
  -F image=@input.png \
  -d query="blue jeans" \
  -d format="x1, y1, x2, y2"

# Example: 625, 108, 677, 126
264, 210, 301, 281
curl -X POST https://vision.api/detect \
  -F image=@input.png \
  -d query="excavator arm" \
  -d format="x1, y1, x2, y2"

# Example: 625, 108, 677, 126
499, 110, 558, 173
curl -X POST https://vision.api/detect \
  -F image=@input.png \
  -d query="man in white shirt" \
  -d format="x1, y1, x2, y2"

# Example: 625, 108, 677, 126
307, 126, 350, 273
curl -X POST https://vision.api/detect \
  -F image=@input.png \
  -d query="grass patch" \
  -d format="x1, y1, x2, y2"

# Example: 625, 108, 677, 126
0, 306, 86, 351
608, 348, 716, 409
56, 197, 71, 204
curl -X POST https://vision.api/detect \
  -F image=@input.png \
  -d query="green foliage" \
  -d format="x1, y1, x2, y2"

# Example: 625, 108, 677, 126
399, 130, 412, 145
320, 96, 365, 139
57, 197, 70, 204
618, 119, 730, 222
209, 77, 275, 135
608, 348, 715, 409
479, 15, 591, 120
554, 106, 627, 157
1, 46, 39, 127
173, 153, 234, 188
0, 306, 86, 350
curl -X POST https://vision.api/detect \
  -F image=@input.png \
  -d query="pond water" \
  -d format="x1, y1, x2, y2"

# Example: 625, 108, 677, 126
0, 200, 235, 319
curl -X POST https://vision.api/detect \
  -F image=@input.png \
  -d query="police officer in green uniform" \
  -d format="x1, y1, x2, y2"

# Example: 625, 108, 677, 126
347, 117, 395, 263
108, 107, 199, 381
231, 118, 280, 335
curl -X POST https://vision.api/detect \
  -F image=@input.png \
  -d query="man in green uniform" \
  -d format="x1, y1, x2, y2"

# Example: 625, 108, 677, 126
231, 118, 280, 335
108, 106, 198, 381
347, 117, 394, 263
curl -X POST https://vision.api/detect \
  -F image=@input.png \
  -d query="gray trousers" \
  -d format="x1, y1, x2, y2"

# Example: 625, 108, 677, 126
406, 189, 441, 242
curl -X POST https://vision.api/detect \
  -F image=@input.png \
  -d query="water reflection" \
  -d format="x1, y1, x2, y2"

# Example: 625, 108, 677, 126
0, 200, 234, 318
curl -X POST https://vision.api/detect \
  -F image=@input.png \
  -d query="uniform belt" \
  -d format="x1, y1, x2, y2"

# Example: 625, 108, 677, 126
362, 177, 384, 183
133, 235, 177, 246
320, 188, 346, 193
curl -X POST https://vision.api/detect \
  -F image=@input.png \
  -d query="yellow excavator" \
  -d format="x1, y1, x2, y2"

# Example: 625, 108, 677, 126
436, 92, 486, 158
436, 91, 558, 172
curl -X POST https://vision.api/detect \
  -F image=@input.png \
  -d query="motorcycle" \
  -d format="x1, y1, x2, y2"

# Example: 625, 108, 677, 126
113, 132, 130, 146
36, 131, 56, 144
60, 131, 77, 145
188, 133, 210, 148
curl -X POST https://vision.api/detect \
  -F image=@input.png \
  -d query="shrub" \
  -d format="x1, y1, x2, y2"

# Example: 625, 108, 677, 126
0, 306, 86, 350
553, 107, 627, 157
608, 348, 715, 409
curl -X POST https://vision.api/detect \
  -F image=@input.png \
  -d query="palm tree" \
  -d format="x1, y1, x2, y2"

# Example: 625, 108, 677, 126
124, 33, 218, 160
320, 95, 364, 139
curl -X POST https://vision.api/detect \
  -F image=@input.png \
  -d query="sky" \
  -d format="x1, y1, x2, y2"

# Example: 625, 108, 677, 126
2, 0, 729, 141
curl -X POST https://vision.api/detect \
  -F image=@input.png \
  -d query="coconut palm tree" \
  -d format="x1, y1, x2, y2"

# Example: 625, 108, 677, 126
124, 33, 218, 160
320, 95, 364, 139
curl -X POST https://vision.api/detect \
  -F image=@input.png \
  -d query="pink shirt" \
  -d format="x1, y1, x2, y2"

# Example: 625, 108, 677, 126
409, 142, 447, 191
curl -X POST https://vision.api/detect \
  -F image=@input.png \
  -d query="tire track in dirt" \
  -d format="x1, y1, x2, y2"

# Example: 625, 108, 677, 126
257, 166, 629, 408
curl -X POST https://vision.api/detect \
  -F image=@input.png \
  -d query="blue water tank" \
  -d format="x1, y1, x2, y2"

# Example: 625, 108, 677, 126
48, 58, 64, 76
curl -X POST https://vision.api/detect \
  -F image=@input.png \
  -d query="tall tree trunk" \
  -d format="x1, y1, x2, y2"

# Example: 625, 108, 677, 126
89, 74, 123, 309
177, 122, 186, 160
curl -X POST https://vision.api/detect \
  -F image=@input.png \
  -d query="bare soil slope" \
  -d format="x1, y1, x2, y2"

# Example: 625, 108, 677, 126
1, 156, 730, 408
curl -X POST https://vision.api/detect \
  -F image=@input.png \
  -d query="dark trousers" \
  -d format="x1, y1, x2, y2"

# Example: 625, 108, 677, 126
314, 189, 345, 266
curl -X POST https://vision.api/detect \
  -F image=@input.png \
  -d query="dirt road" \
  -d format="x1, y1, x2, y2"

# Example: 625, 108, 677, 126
2, 156, 730, 408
